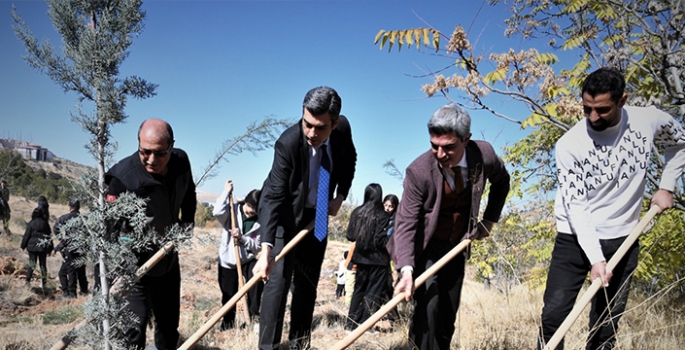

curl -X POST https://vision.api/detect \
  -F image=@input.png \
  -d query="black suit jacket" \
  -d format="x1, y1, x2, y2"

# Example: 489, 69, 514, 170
259, 115, 357, 245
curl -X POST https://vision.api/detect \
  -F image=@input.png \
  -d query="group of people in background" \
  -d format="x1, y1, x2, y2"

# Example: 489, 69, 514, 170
3, 66, 683, 350
14, 193, 89, 300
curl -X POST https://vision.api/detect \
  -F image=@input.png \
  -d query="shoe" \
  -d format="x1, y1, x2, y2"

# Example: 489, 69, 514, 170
80, 290, 89, 296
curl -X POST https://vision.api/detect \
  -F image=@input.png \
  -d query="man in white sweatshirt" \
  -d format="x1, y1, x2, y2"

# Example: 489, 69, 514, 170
538, 67, 685, 350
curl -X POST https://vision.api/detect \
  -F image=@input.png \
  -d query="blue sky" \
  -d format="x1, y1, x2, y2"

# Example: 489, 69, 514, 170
1, 0, 551, 203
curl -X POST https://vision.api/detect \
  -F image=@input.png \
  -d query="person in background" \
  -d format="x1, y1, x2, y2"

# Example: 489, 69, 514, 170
213, 179, 262, 329
37, 195, 50, 222
345, 183, 391, 332
383, 194, 400, 232
381, 193, 400, 321
54, 199, 88, 299
335, 251, 348, 300
344, 242, 356, 305
0, 180, 11, 235
21, 207, 54, 291
538, 67, 685, 350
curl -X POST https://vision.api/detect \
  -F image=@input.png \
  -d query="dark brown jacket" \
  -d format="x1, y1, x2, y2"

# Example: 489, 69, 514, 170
387, 140, 510, 269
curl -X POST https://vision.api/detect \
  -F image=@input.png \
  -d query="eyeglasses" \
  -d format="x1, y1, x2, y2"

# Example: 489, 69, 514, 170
583, 106, 613, 115
138, 144, 172, 157
430, 143, 457, 151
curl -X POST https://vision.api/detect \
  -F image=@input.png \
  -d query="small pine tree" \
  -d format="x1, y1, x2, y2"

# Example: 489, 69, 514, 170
13, 1, 158, 348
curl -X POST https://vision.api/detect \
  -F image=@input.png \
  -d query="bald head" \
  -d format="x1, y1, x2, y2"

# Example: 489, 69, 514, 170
138, 118, 174, 144
138, 119, 175, 174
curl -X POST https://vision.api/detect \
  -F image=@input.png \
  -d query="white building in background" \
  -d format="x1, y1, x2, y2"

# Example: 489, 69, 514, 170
0, 138, 56, 161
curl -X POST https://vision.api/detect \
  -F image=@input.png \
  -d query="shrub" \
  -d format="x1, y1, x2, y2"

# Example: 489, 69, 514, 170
42, 305, 83, 325
0, 149, 85, 205
194, 202, 215, 228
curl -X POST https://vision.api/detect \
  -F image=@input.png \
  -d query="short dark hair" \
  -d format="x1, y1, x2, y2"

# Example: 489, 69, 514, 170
239, 189, 261, 210
581, 67, 626, 103
302, 86, 342, 122
69, 198, 80, 210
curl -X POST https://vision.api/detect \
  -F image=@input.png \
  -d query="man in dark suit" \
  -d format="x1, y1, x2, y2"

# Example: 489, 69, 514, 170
389, 104, 510, 350
254, 86, 357, 350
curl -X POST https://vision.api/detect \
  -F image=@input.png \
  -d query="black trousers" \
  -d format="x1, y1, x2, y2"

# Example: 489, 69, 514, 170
1, 210, 9, 234
243, 258, 264, 317
26, 252, 48, 286
218, 259, 264, 328
218, 263, 240, 329
345, 264, 388, 330
409, 239, 466, 350
76, 265, 88, 293
335, 284, 345, 299
538, 233, 639, 350
58, 252, 88, 295
125, 263, 181, 350
259, 210, 326, 350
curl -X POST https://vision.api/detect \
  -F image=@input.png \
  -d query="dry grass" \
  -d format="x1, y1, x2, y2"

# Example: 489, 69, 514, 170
1, 197, 684, 349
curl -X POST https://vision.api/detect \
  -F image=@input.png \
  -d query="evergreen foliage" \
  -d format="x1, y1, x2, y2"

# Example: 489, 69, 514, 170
13, 0, 159, 347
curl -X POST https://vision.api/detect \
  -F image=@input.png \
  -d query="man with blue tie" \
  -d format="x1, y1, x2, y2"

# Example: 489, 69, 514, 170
254, 86, 357, 350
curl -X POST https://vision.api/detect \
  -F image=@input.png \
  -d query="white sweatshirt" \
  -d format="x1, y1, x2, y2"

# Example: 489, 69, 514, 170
213, 190, 261, 269
555, 106, 685, 264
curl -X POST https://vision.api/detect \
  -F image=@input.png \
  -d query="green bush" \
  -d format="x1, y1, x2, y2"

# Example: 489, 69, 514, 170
0, 149, 85, 205
194, 202, 215, 228
42, 305, 83, 325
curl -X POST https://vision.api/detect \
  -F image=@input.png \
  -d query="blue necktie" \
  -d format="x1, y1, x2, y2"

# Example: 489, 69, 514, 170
315, 145, 330, 241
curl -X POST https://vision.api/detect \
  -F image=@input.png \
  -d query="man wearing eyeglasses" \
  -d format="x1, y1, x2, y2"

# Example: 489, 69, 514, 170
389, 103, 510, 350
104, 118, 196, 350
538, 67, 685, 350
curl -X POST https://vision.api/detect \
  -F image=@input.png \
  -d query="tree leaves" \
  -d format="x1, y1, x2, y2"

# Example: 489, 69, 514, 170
522, 113, 547, 129
375, 28, 440, 52
484, 68, 507, 84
